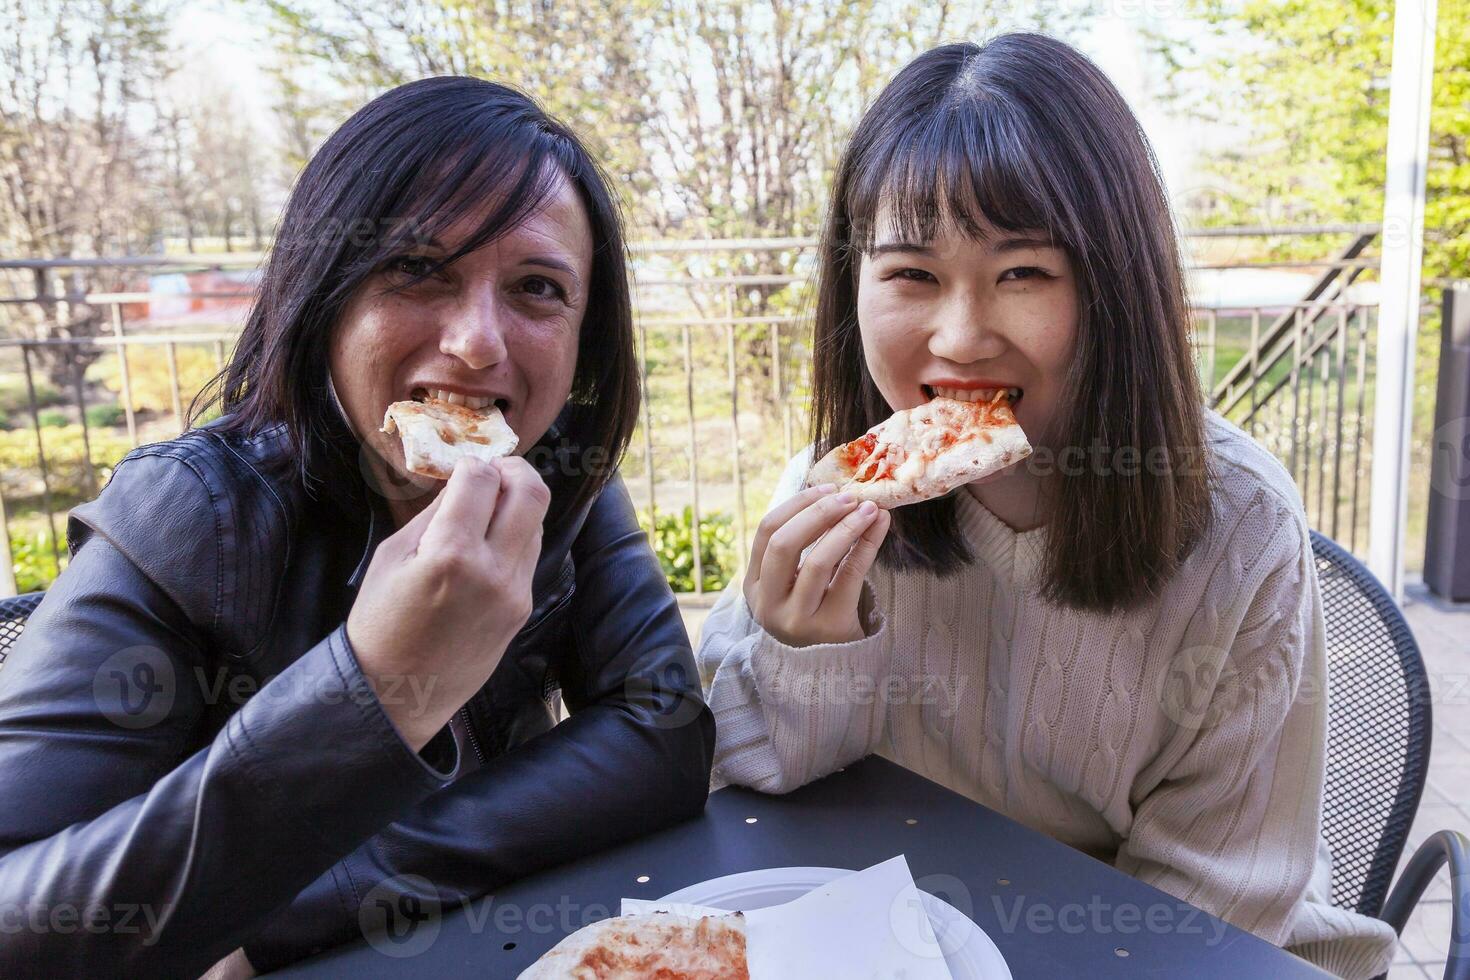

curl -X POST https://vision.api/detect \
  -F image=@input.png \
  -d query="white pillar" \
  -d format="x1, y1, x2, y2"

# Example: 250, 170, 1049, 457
1368, 0, 1438, 600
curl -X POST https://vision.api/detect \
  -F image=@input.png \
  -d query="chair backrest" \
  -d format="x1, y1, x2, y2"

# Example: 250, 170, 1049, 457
1314, 531, 1432, 919
0, 591, 45, 669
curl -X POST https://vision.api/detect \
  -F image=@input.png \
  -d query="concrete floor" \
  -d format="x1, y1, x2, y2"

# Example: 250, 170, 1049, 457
1389, 584, 1470, 979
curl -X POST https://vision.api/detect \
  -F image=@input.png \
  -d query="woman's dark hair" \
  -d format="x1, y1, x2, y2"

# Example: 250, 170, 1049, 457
811, 33, 1212, 612
197, 76, 638, 512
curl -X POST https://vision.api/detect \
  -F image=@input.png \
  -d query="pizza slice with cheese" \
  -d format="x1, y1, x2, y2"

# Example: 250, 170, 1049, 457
808, 392, 1031, 508
517, 911, 749, 980
380, 396, 518, 480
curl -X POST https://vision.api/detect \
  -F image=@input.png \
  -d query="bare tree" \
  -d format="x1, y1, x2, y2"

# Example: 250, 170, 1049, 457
0, 0, 174, 388
154, 102, 203, 251
254, 0, 1089, 408
184, 86, 266, 253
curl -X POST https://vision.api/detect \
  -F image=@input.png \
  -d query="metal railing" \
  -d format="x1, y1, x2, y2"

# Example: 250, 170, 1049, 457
1206, 229, 1384, 551
1207, 301, 1380, 551
0, 228, 1439, 598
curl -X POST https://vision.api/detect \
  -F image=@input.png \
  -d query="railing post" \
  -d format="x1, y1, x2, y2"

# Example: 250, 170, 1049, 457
0, 481, 16, 598
112, 303, 138, 446
682, 324, 703, 594
72, 359, 97, 498
639, 321, 656, 530
20, 347, 62, 569
166, 342, 184, 433
1425, 282, 1470, 602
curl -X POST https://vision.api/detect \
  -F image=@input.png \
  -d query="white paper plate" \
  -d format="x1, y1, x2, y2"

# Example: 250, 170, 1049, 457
660, 866, 1012, 980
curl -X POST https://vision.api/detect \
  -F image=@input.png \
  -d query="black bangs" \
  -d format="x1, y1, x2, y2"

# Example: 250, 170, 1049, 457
844, 63, 1068, 256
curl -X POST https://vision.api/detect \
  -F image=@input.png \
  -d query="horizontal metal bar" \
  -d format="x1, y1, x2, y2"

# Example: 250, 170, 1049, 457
1180, 223, 1381, 238
628, 237, 816, 253
0, 225, 1386, 271
1191, 259, 1380, 271
634, 274, 804, 288
0, 253, 266, 270
2, 298, 1408, 350
0, 290, 252, 305
637, 315, 802, 327
80, 290, 252, 303
2, 265, 1395, 307
0, 332, 239, 348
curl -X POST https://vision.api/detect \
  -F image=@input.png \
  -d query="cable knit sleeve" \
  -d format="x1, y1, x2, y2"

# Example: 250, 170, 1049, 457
1115, 497, 1395, 980
697, 451, 892, 794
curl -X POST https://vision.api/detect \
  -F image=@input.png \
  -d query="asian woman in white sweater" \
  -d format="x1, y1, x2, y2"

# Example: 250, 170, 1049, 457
697, 33, 1397, 979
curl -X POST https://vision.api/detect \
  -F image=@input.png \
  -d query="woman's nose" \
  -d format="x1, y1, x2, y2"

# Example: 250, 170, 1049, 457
439, 287, 508, 370
927, 294, 1006, 364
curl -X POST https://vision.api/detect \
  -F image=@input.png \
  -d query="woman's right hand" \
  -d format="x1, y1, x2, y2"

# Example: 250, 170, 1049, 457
346, 455, 551, 751
743, 485, 891, 648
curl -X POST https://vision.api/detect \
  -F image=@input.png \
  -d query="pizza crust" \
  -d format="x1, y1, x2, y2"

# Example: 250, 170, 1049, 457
380, 398, 518, 480
808, 396, 1032, 508
517, 911, 748, 980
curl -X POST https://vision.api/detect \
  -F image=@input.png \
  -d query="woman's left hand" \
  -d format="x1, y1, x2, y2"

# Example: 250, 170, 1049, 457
199, 947, 255, 980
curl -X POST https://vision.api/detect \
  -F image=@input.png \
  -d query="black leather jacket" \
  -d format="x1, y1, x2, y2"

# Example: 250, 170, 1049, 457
0, 412, 714, 977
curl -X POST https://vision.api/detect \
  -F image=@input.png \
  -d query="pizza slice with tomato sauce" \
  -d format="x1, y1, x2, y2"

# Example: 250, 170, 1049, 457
517, 911, 749, 979
808, 391, 1031, 508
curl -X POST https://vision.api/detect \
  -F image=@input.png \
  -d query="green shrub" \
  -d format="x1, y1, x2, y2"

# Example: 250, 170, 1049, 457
638, 506, 737, 594
94, 346, 220, 414
85, 404, 127, 428
0, 425, 135, 507
9, 528, 65, 594
38, 409, 68, 428
0, 377, 63, 414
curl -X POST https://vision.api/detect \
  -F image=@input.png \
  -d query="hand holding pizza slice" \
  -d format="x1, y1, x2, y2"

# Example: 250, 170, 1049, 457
808, 392, 1032, 507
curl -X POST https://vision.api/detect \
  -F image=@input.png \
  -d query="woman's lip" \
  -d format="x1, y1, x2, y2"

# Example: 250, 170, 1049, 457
922, 378, 1021, 390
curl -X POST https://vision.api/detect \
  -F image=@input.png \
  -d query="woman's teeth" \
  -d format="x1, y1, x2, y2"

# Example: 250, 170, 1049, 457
926, 385, 1022, 403
415, 388, 499, 411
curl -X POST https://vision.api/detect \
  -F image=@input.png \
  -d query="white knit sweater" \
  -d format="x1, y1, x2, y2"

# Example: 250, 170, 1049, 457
698, 412, 1397, 979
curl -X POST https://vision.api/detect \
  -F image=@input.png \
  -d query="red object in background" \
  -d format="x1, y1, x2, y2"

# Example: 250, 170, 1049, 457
185, 270, 254, 313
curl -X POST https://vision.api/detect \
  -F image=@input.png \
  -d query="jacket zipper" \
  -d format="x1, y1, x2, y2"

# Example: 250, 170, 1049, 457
458, 704, 486, 765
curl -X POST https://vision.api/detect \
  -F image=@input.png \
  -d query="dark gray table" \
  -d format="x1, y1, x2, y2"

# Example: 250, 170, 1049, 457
273, 756, 1333, 978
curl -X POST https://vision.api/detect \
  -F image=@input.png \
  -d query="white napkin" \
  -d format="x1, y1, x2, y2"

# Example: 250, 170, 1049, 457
622, 855, 955, 980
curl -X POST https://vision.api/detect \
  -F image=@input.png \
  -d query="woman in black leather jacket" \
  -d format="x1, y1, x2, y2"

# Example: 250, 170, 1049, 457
0, 77, 714, 978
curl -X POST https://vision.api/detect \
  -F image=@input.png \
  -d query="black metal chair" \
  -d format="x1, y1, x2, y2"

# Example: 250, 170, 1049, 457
0, 591, 45, 669
1312, 531, 1469, 980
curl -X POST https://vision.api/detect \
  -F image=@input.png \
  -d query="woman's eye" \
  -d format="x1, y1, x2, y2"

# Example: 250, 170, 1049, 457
518, 276, 568, 302
1000, 266, 1051, 282
388, 255, 438, 280
886, 268, 937, 284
